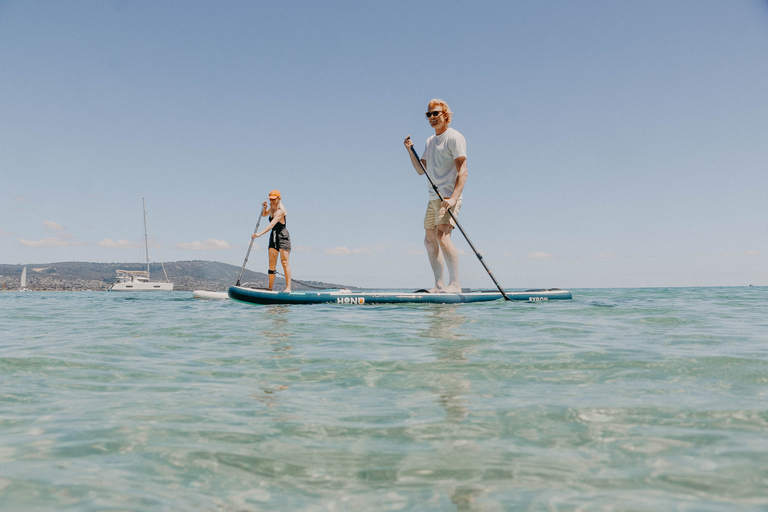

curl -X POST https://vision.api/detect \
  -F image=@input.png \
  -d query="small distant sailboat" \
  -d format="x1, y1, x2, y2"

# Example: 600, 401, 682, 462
19, 266, 28, 292
108, 198, 173, 292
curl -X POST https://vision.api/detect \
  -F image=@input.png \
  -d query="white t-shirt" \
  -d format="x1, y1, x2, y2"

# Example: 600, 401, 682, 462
422, 127, 467, 200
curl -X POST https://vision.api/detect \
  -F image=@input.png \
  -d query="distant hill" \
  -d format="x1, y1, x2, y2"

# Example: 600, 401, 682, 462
0, 261, 355, 292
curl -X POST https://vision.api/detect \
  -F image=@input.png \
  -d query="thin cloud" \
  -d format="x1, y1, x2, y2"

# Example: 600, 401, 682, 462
595, 253, 617, 259
526, 252, 554, 259
19, 221, 82, 247
406, 246, 458, 256
326, 246, 352, 256
326, 246, 380, 256
15, 197, 29, 203
42, 221, 65, 231
745, 250, 759, 256
19, 237, 84, 248
98, 238, 142, 249
173, 239, 238, 251
0, 228, 15, 237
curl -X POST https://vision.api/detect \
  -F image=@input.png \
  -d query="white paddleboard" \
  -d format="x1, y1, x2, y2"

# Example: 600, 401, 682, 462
193, 290, 229, 300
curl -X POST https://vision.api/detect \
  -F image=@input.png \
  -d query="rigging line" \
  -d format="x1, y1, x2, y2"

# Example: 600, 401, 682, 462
142, 199, 171, 283
273, 270, 328, 289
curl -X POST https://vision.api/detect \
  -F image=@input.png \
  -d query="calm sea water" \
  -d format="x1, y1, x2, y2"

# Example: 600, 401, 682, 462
1, 288, 767, 511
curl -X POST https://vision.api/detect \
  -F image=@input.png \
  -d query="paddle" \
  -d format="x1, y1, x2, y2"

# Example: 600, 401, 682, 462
235, 210, 264, 287
409, 145, 511, 301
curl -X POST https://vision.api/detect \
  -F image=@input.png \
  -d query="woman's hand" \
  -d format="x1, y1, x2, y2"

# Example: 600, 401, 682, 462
251, 232, 262, 240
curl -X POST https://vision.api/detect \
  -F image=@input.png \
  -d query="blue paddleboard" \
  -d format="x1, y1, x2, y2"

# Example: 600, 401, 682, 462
228, 286, 572, 305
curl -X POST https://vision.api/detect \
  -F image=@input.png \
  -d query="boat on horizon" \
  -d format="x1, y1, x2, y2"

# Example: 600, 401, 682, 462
108, 198, 173, 292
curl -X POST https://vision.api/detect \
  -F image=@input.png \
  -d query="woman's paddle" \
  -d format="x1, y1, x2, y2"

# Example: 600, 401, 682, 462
410, 145, 511, 301
235, 212, 263, 287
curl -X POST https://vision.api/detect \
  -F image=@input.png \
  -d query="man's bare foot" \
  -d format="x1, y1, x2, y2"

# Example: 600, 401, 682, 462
283, 288, 291, 293
442, 284, 461, 293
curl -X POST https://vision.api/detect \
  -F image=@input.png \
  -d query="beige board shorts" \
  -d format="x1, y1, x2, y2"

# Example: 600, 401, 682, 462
424, 197, 462, 229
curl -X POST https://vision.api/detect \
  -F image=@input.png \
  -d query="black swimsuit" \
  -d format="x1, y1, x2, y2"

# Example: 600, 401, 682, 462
268, 215, 291, 252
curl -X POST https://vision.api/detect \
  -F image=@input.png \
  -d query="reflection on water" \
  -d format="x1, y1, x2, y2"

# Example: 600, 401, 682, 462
416, 306, 475, 422
250, 384, 289, 409
451, 486, 494, 512
247, 306, 296, 412
262, 305, 292, 341
417, 306, 498, 509
418, 305, 468, 342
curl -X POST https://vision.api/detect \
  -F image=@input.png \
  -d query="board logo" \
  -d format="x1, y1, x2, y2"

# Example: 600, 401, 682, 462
337, 297, 365, 304
528, 296, 549, 302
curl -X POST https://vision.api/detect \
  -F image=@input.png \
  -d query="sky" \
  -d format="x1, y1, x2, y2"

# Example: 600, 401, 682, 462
1, 0, 767, 289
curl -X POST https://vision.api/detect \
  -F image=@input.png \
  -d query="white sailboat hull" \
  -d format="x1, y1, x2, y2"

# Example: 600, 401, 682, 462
108, 281, 174, 291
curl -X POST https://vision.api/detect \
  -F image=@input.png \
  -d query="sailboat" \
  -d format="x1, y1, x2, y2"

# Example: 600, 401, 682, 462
19, 266, 28, 292
108, 198, 174, 291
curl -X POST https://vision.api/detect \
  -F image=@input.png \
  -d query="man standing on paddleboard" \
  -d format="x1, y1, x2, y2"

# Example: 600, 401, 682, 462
404, 99, 467, 293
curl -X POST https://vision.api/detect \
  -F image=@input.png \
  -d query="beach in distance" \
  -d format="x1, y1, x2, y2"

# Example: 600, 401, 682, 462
1, 286, 767, 511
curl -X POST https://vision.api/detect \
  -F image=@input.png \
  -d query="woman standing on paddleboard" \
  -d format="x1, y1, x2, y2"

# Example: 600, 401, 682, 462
252, 190, 292, 292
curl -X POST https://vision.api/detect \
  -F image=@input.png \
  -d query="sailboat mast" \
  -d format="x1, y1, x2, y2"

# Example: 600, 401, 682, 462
143, 197, 150, 277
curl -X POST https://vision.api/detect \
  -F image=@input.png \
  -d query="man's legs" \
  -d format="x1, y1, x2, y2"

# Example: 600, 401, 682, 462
436, 224, 460, 293
424, 224, 460, 292
424, 227, 445, 293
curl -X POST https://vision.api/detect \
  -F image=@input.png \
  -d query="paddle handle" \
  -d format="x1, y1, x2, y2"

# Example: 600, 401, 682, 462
235, 214, 263, 286
410, 146, 511, 301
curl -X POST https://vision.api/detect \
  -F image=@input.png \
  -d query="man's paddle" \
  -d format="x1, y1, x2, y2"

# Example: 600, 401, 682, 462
235, 212, 263, 287
410, 145, 511, 301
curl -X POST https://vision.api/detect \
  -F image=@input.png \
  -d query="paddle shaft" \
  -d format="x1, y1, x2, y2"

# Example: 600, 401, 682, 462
410, 145, 511, 300
235, 213, 263, 286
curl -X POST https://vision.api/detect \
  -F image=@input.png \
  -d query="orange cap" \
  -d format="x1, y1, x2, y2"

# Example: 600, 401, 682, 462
268, 189, 281, 199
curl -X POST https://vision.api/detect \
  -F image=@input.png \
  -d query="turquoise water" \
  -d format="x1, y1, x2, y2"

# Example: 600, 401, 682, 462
1, 288, 767, 511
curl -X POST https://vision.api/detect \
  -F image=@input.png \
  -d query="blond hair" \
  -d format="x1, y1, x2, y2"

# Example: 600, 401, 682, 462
271, 200, 287, 218
428, 98, 453, 124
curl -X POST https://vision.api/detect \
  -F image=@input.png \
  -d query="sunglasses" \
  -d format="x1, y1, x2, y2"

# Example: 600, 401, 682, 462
425, 111, 443, 118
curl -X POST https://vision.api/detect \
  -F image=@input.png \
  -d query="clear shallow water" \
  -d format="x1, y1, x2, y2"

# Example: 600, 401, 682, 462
1, 288, 767, 511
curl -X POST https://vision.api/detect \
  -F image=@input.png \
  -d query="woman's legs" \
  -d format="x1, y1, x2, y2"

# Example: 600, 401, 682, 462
280, 249, 291, 292
268, 248, 279, 290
